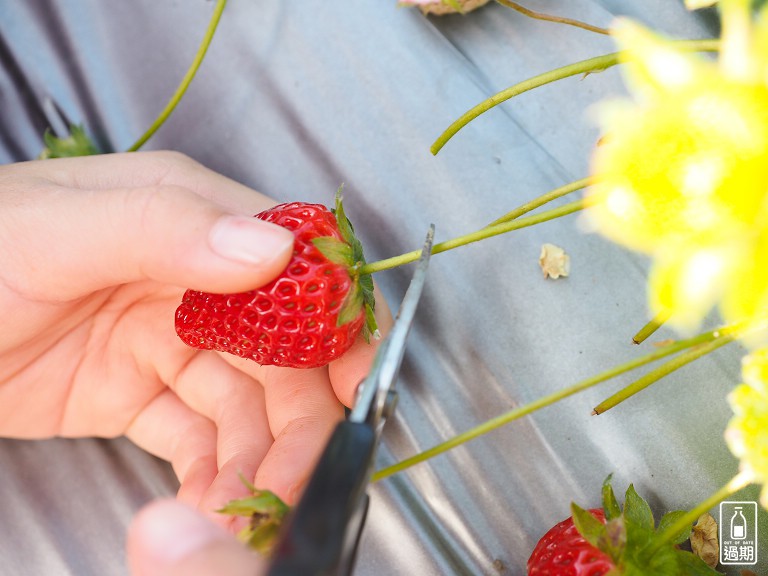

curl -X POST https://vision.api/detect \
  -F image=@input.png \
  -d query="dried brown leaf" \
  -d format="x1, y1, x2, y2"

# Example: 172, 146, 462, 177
691, 512, 719, 569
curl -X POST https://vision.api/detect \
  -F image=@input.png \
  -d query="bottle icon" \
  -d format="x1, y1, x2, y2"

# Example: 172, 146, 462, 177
731, 506, 747, 540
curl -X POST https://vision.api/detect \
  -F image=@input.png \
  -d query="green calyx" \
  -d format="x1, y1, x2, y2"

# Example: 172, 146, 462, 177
312, 187, 378, 341
38, 124, 100, 159
571, 475, 721, 576
217, 475, 290, 556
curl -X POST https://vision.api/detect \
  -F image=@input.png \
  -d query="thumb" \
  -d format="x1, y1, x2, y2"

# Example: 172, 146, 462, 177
126, 499, 266, 576
5, 184, 294, 299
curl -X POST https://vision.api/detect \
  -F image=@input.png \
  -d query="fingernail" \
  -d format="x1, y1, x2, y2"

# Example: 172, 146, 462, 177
209, 215, 294, 265
132, 500, 228, 570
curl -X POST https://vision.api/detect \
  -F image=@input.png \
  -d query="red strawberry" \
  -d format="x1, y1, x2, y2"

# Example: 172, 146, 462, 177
175, 194, 376, 369
527, 509, 614, 576
527, 478, 722, 576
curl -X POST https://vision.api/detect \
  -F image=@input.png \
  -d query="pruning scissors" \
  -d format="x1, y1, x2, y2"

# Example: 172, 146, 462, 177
266, 225, 435, 576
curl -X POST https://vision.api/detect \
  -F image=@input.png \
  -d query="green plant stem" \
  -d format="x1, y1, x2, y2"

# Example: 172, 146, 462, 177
372, 326, 732, 482
127, 0, 227, 151
632, 309, 672, 345
430, 39, 720, 155
496, 0, 610, 35
648, 470, 753, 555
597, 316, 768, 412
593, 334, 737, 415
488, 177, 592, 227
357, 177, 588, 276
357, 199, 584, 276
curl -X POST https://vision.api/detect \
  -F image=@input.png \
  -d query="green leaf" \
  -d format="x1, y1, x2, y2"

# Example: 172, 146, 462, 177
333, 186, 356, 246
217, 489, 289, 518
602, 474, 622, 520
237, 523, 280, 557
624, 484, 654, 531
313, 237, 354, 266
623, 517, 655, 559
241, 521, 283, 556
332, 188, 367, 266
237, 470, 258, 493
359, 271, 375, 298
364, 302, 379, 341
337, 279, 364, 327
220, 488, 290, 556
657, 510, 693, 545
325, 187, 377, 338
571, 502, 605, 548
624, 549, 679, 576
358, 270, 378, 340
673, 549, 723, 575
38, 124, 99, 159
219, 496, 277, 516
626, 534, 680, 576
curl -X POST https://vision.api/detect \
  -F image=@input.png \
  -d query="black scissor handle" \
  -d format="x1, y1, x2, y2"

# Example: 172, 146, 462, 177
266, 420, 376, 576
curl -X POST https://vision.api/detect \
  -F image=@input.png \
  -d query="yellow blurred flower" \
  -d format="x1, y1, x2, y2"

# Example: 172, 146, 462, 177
685, 0, 719, 8
586, 6, 768, 330
726, 347, 768, 507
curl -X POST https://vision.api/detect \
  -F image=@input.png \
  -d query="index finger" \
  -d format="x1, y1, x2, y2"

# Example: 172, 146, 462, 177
9, 151, 271, 216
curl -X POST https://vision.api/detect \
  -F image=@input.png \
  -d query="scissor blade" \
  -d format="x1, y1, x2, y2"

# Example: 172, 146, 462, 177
381, 225, 434, 362
267, 227, 434, 575
349, 225, 434, 424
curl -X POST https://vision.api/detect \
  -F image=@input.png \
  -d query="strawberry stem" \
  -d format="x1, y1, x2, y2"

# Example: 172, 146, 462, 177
495, 0, 610, 36
632, 309, 672, 345
592, 334, 738, 415
487, 176, 592, 227
126, 0, 227, 151
595, 319, 768, 413
372, 324, 736, 481
357, 198, 584, 276
648, 470, 753, 555
430, 39, 720, 155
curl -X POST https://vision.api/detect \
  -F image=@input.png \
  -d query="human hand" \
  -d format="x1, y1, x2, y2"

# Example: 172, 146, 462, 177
0, 151, 389, 519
